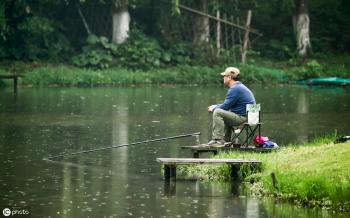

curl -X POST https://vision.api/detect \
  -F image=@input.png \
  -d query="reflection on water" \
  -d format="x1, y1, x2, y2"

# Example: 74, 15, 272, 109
0, 85, 349, 217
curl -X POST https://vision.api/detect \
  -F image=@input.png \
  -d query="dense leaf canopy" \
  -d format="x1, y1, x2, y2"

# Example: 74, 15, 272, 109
0, 0, 349, 64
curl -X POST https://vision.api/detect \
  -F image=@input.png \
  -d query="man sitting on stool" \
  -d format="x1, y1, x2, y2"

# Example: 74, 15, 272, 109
207, 67, 256, 146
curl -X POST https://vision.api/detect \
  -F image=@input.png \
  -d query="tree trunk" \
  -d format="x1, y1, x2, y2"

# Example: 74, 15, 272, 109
293, 0, 311, 57
112, 2, 130, 44
193, 0, 209, 45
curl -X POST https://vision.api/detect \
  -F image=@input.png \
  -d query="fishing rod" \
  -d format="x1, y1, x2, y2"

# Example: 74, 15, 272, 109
44, 132, 200, 161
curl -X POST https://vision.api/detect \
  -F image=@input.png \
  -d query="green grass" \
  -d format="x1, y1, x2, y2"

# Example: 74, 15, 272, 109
19, 64, 290, 87
252, 54, 350, 80
2, 54, 350, 87
178, 136, 350, 212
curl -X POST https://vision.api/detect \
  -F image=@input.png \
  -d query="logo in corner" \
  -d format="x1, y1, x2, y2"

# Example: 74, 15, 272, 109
2, 208, 11, 217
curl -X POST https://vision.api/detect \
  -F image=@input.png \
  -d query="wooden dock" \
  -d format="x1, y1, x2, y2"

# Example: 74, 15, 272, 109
181, 144, 277, 158
157, 158, 262, 181
0, 74, 22, 94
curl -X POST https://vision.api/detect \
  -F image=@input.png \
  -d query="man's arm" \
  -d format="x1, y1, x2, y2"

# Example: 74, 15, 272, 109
218, 88, 238, 110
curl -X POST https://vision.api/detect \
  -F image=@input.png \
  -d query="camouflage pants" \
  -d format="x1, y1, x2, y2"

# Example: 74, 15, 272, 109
211, 108, 246, 141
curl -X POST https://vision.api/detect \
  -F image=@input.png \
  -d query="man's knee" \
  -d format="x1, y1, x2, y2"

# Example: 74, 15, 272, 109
213, 108, 225, 117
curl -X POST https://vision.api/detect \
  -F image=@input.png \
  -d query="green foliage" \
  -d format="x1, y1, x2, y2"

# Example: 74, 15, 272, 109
1, 0, 350, 64
16, 16, 71, 60
238, 64, 289, 83
177, 161, 262, 182
114, 27, 166, 70
19, 62, 296, 87
309, 0, 350, 52
288, 59, 324, 80
238, 163, 262, 181
165, 42, 192, 65
171, 0, 180, 15
22, 65, 222, 86
72, 35, 114, 69
18, 15, 55, 36
72, 28, 194, 70
0, 0, 72, 60
177, 164, 232, 181
320, 55, 350, 77
0, 1, 8, 41
260, 39, 294, 60
13, 53, 350, 87
0, 68, 6, 87
116, 30, 194, 68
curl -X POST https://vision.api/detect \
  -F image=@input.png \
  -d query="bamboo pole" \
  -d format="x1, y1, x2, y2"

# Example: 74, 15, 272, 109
224, 14, 228, 49
178, 4, 262, 36
241, 10, 252, 64
231, 16, 235, 47
216, 10, 221, 57
75, 0, 91, 35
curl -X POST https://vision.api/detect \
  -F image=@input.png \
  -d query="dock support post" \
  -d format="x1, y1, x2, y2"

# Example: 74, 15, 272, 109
230, 165, 240, 180
14, 76, 18, 95
164, 180, 176, 195
164, 165, 176, 181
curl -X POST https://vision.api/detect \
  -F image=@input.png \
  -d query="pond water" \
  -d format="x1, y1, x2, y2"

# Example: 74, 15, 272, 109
0, 85, 349, 217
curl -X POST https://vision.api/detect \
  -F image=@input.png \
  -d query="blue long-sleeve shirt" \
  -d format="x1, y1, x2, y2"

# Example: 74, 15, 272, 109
215, 82, 256, 116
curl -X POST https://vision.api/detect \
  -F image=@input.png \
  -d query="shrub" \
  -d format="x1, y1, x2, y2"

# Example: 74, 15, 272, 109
72, 35, 114, 69
288, 59, 324, 80
113, 27, 167, 70
259, 39, 294, 60
73, 25, 201, 70
16, 16, 71, 60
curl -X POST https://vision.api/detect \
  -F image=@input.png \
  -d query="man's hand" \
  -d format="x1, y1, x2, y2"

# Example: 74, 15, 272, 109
208, 105, 217, 113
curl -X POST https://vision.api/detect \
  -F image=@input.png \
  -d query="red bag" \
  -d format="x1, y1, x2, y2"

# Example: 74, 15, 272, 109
253, 136, 269, 147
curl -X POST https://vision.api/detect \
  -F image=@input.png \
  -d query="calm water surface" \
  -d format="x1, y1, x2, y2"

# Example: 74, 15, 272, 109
0, 85, 349, 217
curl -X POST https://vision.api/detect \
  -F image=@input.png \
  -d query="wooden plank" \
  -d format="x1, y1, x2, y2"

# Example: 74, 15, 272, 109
0, 75, 18, 79
157, 158, 261, 165
182, 145, 225, 151
182, 144, 226, 149
181, 145, 219, 158
0, 74, 22, 78
181, 145, 276, 152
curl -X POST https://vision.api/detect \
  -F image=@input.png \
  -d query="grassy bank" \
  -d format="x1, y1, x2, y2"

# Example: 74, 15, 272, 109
177, 136, 350, 212
1, 54, 349, 87
16, 64, 287, 87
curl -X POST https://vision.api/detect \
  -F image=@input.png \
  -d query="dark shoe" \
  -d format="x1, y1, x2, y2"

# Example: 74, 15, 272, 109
224, 142, 233, 147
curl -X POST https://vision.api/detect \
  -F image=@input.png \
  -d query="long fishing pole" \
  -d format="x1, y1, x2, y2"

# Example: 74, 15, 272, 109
44, 132, 200, 160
